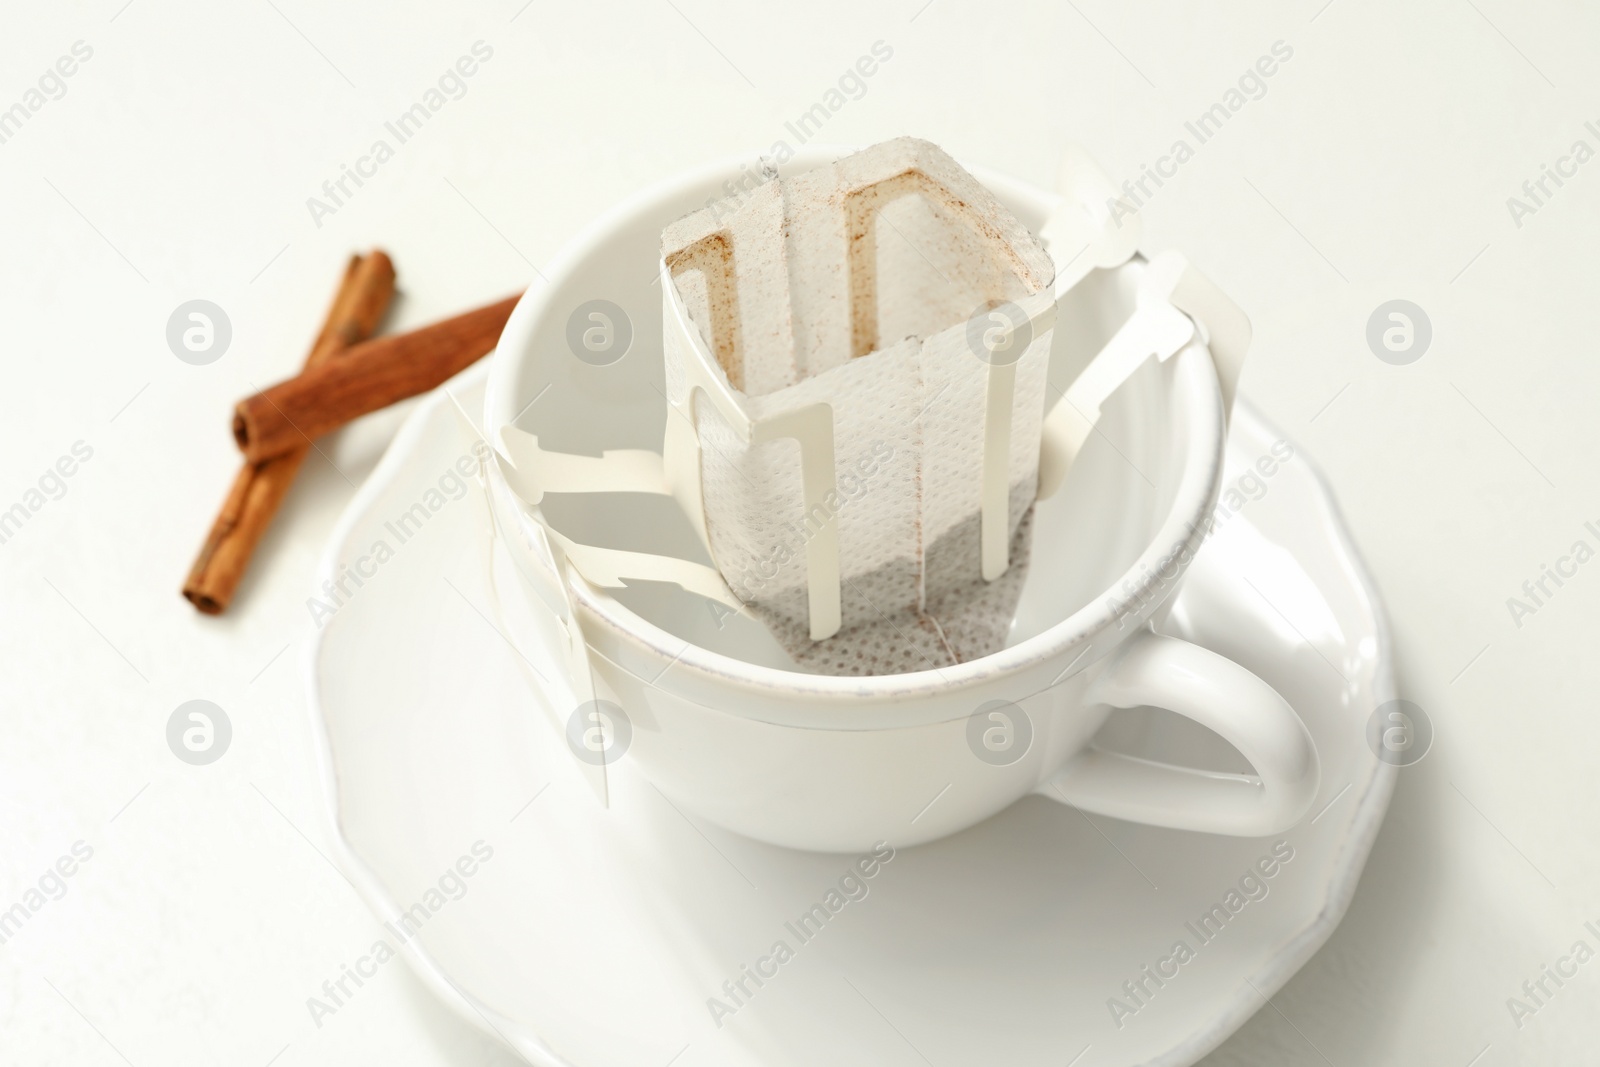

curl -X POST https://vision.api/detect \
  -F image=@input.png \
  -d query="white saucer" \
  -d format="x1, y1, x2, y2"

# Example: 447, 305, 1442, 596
306, 361, 1394, 1067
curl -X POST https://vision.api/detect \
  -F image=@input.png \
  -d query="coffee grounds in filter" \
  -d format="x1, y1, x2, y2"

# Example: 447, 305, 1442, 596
662, 137, 1057, 676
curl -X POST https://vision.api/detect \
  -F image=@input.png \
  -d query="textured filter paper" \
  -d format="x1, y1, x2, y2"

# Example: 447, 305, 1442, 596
662, 138, 1057, 675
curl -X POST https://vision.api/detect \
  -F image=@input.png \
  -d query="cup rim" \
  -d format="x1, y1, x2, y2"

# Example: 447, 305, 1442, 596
485, 146, 1227, 706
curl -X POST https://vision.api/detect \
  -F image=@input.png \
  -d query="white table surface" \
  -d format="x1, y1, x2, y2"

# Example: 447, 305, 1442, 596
3, 1, 1597, 1064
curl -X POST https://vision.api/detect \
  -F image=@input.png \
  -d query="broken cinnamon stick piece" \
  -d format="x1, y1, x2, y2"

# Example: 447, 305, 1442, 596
232, 293, 521, 465
183, 252, 397, 614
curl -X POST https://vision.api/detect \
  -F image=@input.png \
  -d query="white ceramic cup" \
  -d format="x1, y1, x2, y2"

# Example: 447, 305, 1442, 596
482, 147, 1318, 852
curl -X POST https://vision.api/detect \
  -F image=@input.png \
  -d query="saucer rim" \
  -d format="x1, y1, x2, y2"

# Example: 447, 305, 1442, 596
304, 360, 1396, 1067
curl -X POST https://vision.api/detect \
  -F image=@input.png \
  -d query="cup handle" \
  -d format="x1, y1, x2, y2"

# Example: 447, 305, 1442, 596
1037, 630, 1320, 835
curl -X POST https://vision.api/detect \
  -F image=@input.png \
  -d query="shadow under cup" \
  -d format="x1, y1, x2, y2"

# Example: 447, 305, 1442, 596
482, 149, 1226, 850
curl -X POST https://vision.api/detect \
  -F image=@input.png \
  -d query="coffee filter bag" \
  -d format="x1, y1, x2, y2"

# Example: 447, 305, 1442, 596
661, 138, 1058, 676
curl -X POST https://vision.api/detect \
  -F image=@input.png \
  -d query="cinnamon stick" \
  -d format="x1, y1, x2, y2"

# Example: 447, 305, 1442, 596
232, 293, 521, 465
183, 252, 396, 614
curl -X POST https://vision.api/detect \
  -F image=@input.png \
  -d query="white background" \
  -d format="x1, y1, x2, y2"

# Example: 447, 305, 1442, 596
3, 1, 1598, 1064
